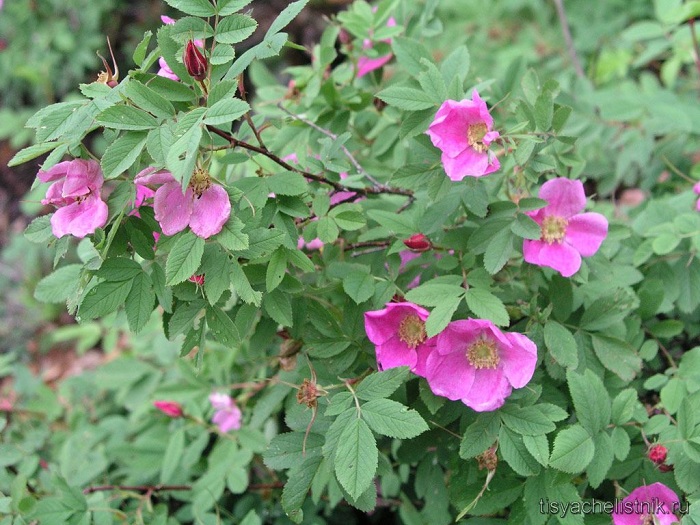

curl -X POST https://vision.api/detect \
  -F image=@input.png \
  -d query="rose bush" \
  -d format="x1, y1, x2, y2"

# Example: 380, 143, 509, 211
3, 0, 700, 524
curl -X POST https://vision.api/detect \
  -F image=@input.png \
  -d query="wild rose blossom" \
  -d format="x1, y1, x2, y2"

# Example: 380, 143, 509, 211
425, 319, 537, 412
209, 393, 242, 433
523, 178, 608, 277
38, 159, 108, 238
612, 483, 680, 525
364, 302, 436, 376
357, 16, 397, 78
134, 167, 230, 239
153, 400, 183, 418
426, 90, 500, 180
693, 181, 700, 211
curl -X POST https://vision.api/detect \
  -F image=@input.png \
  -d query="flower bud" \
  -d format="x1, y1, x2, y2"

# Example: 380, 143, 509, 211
648, 444, 668, 465
183, 40, 207, 81
403, 233, 432, 252
189, 274, 205, 286
153, 400, 184, 418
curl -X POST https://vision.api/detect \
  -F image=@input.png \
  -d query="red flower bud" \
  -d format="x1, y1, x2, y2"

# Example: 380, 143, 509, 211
403, 233, 432, 252
189, 274, 205, 286
183, 40, 207, 81
153, 400, 184, 418
648, 444, 668, 465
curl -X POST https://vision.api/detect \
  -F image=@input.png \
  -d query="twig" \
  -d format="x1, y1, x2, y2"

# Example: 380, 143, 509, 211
276, 103, 384, 187
83, 484, 191, 495
344, 240, 392, 251
238, 73, 268, 149
688, 19, 700, 90
552, 0, 585, 78
205, 125, 414, 200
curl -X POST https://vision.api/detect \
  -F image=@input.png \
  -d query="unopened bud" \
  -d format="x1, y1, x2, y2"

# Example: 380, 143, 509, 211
648, 444, 668, 465
403, 233, 431, 252
184, 40, 207, 81
153, 400, 184, 418
189, 274, 205, 286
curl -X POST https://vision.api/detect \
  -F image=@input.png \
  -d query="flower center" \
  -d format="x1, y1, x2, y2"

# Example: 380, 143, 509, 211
467, 122, 489, 153
541, 215, 568, 244
189, 168, 212, 198
466, 337, 500, 369
398, 314, 427, 349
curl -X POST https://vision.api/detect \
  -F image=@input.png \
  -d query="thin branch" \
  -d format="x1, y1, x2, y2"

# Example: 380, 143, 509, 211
83, 484, 191, 495
205, 125, 414, 200
552, 0, 585, 78
343, 240, 392, 251
688, 18, 700, 89
276, 103, 384, 187
238, 73, 268, 150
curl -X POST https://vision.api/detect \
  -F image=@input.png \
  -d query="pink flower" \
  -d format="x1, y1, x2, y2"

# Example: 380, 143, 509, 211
134, 167, 230, 239
153, 400, 183, 418
693, 181, 700, 211
38, 159, 108, 238
612, 483, 680, 525
426, 90, 501, 180
209, 393, 242, 433
364, 302, 436, 377
357, 16, 397, 78
522, 178, 608, 278
425, 319, 537, 412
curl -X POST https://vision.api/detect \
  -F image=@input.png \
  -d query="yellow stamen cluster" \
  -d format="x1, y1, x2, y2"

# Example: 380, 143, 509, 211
541, 215, 568, 244
466, 337, 500, 369
467, 122, 489, 153
398, 314, 427, 349
189, 168, 212, 198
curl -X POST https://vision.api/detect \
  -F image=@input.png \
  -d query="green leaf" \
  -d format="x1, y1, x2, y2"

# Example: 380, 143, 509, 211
160, 428, 185, 483
356, 367, 410, 401
418, 59, 447, 104
343, 271, 375, 304
498, 426, 540, 476
25, 215, 55, 243
511, 214, 541, 240
405, 282, 464, 307
391, 36, 432, 76
206, 306, 241, 346
543, 321, 578, 369
267, 172, 309, 196
166, 107, 206, 187
523, 435, 549, 466
580, 292, 637, 331
264, 432, 323, 470
236, 228, 284, 259
465, 288, 509, 327
361, 399, 429, 439
217, 0, 254, 16
215, 216, 249, 250
96, 106, 159, 130
34, 264, 82, 303
425, 295, 461, 338
566, 370, 611, 435
611, 426, 631, 461
230, 260, 262, 306
376, 86, 436, 111
201, 245, 231, 305
459, 412, 501, 459
163, 0, 216, 16
8, 142, 66, 167
591, 335, 641, 382
124, 81, 175, 119
216, 14, 258, 44
79, 280, 133, 319
263, 289, 292, 326
266, 248, 288, 292
101, 131, 148, 179
500, 405, 556, 436
125, 271, 155, 333
367, 209, 416, 235
586, 431, 613, 489
132, 30, 152, 66
265, 0, 309, 38
317, 216, 339, 243
334, 418, 378, 500
483, 227, 514, 274
329, 206, 366, 231
165, 233, 205, 286
210, 44, 236, 65
611, 389, 638, 425
282, 456, 322, 523
204, 98, 250, 125
534, 90, 554, 131
548, 424, 594, 474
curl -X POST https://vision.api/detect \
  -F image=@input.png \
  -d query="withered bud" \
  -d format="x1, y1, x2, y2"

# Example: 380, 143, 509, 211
96, 36, 119, 88
184, 40, 208, 81
403, 233, 432, 252
476, 448, 498, 471
297, 378, 326, 408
